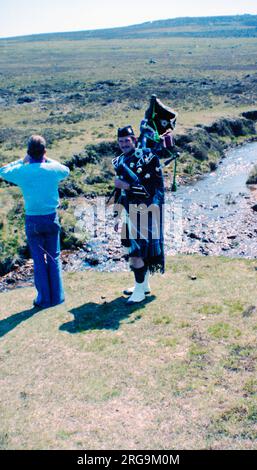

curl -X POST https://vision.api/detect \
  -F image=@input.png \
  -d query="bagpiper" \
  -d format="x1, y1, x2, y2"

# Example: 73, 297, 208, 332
112, 125, 165, 304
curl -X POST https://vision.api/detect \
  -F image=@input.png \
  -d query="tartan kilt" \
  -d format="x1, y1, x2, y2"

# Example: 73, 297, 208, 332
121, 202, 164, 274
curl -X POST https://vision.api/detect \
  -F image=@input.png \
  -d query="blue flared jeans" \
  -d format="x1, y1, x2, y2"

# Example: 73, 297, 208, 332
25, 212, 64, 307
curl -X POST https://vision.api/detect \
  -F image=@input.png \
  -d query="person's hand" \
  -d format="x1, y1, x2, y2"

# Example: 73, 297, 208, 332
23, 154, 30, 164
114, 178, 130, 190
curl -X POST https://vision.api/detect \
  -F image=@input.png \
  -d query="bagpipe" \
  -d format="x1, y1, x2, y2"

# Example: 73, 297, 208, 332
115, 161, 150, 199
108, 95, 180, 204
138, 94, 180, 192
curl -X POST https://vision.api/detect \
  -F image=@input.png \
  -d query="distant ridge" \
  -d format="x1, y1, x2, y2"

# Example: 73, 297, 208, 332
1, 14, 257, 41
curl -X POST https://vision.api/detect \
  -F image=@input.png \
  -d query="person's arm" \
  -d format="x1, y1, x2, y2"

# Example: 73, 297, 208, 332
57, 163, 70, 181
46, 159, 70, 181
113, 202, 127, 232
0, 159, 24, 184
113, 154, 130, 190
112, 186, 127, 232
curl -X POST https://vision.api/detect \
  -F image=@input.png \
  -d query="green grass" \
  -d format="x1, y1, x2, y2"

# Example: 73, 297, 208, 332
208, 322, 242, 339
0, 35, 257, 164
0, 255, 256, 449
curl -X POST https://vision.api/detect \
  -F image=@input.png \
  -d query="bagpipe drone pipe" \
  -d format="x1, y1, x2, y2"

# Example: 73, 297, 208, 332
138, 94, 180, 192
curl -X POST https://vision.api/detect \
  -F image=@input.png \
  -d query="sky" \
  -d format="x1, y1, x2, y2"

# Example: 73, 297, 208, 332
0, 0, 257, 38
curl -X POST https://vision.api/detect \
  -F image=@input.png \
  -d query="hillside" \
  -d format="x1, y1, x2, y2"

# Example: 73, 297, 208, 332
2, 14, 257, 41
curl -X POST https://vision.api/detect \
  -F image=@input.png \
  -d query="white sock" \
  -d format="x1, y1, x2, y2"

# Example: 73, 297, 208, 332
127, 282, 145, 303
144, 270, 150, 291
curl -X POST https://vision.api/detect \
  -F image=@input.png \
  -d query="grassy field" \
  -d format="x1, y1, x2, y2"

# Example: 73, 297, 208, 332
0, 35, 257, 163
0, 255, 256, 449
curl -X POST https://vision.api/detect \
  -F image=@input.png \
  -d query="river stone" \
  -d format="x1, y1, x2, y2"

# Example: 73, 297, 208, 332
188, 232, 201, 240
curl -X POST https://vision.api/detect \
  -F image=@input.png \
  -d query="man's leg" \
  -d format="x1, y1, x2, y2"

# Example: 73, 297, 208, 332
45, 219, 64, 306
127, 256, 146, 304
26, 224, 51, 307
123, 268, 151, 295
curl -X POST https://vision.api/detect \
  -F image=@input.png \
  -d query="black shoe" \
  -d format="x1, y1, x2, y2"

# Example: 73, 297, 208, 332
33, 299, 50, 309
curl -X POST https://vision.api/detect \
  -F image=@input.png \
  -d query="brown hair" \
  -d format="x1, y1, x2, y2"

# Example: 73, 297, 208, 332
27, 135, 46, 160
